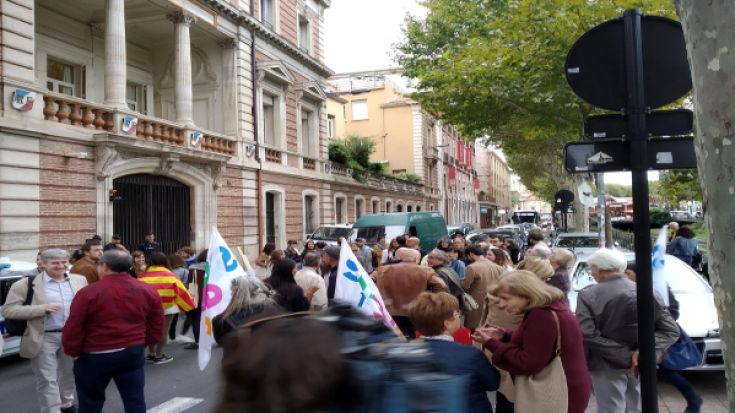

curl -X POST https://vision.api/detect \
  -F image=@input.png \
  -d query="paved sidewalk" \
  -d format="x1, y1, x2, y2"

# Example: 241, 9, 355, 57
585, 371, 727, 413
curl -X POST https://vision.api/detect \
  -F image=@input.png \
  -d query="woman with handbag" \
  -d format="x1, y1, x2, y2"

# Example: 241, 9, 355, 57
473, 270, 591, 413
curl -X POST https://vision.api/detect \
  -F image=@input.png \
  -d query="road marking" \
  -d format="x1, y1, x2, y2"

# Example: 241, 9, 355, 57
147, 397, 204, 413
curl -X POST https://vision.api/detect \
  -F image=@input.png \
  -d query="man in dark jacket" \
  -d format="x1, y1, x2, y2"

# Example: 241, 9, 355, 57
136, 232, 161, 262
63, 249, 164, 413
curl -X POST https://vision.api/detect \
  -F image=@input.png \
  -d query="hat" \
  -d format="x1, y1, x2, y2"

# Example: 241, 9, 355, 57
324, 245, 341, 259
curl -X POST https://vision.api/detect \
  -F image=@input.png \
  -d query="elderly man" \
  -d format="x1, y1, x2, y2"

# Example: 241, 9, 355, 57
63, 249, 164, 413
525, 243, 552, 260
426, 249, 464, 307
462, 245, 504, 330
355, 237, 374, 273
70, 240, 103, 284
668, 221, 680, 243
374, 248, 447, 338
576, 248, 679, 413
295, 252, 327, 311
2, 249, 88, 413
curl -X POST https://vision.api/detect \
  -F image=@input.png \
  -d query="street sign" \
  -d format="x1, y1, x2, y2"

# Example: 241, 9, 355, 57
584, 109, 694, 139
647, 137, 697, 170
565, 16, 691, 111
564, 139, 630, 172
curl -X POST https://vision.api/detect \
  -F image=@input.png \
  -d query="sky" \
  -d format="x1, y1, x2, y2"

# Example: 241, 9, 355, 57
323, 1, 655, 187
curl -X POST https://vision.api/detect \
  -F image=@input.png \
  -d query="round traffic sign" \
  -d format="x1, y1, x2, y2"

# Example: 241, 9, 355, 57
565, 15, 691, 111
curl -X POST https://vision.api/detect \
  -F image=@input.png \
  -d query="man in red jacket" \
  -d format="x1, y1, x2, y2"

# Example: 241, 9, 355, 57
63, 249, 164, 413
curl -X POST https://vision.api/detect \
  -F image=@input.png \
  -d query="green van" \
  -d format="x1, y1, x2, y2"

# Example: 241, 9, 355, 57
352, 212, 448, 252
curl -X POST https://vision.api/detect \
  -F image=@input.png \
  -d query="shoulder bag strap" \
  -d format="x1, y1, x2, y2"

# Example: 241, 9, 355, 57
24, 276, 36, 305
438, 267, 464, 291
550, 310, 561, 355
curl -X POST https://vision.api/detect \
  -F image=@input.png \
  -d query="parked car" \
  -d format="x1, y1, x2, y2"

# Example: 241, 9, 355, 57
352, 212, 448, 251
466, 228, 524, 249
568, 253, 722, 371
307, 224, 354, 246
552, 232, 603, 259
512, 210, 541, 225
1, 259, 37, 358
496, 224, 529, 245
447, 223, 474, 237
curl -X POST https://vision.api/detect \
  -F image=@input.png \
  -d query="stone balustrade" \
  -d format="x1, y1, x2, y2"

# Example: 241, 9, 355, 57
202, 133, 236, 155
43, 95, 114, 131
265, 148, 282, 163
325, 162, 426, 196
302, 157, 316, 170
135, 117, 185, 145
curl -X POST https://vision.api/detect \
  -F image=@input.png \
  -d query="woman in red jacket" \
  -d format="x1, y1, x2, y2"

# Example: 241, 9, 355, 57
473, 270, 591, 413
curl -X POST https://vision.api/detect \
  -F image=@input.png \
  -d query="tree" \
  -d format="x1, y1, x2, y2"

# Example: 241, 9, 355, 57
674, 1, 735, 407
605, 183, 633, 197
658, 170, 703, 207
395, 0, 674, 229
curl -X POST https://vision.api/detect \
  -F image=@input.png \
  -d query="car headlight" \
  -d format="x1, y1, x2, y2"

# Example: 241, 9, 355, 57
707, 320, 720, 338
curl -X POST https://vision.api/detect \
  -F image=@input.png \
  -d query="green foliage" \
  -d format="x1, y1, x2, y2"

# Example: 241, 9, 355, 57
394, 171, 421, 183
344, 135, 376, 169
328, 139, 351, 165
658, 170, 703, 206
605, 184, 632, 197
368, 161, 388, 174
395, 0, 675, 200
649, 208, 672, 228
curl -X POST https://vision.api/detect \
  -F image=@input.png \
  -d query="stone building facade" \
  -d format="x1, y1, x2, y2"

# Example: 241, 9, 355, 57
0, 0, 439, 262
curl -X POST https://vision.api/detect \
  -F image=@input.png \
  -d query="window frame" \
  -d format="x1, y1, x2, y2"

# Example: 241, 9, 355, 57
351, 99, 368, 121
46, 56, 83, 98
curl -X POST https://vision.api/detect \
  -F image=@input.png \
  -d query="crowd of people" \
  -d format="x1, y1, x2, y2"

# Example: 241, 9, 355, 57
0, 225, 701, 413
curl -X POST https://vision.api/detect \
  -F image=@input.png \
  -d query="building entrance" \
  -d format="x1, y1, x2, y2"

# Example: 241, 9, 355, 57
113, 174, 191, 254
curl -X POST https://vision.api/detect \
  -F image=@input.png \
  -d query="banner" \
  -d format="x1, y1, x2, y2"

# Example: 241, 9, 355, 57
335, 241, 401, 336
199, 227, 247, 370
651, 225, 669, 306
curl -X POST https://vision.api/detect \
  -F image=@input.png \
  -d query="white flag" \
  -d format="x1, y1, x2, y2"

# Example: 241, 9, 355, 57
652, 225, 669, 306
335, 241, 402, 336
198, 227, 247, 370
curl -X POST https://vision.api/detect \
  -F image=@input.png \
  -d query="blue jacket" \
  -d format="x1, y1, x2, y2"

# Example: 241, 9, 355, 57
425, 339, 500, 413
667, 236, 698, 259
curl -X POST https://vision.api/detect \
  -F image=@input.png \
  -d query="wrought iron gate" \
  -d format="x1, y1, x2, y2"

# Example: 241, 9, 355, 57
113, 174, 191, 254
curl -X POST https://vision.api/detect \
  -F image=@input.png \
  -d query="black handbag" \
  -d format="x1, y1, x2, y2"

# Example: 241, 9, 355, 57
4, 276, 36, 336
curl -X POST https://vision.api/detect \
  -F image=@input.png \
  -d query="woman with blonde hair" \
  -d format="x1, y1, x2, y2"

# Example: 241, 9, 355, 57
473, 270, 591, 413
516, 256, 554, 281
130, 250, 147, 278
548, 248, 575, 294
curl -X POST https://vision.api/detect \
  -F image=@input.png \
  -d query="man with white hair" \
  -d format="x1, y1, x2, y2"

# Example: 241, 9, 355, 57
526, 243, 552, 260
374, 248, 447, 338
2, 248, 88, 413
576, 248, 679, 413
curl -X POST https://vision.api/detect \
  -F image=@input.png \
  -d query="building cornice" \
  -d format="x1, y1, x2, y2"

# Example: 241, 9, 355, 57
200, 0, 334, 77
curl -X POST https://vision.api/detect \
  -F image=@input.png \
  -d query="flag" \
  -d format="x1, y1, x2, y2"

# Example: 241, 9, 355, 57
335, 240, 402, 336
198, 227, 247, 370
652, 225, 669, 306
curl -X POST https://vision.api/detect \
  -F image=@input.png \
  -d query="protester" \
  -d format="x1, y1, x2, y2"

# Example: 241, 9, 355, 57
130, 250, 147, 278
254, 243, 275, 279
473, 270, 592, 413
523, 228, 546, 258
426, 249, 465, 308
462, 245, 504, 330
576, 249, 679, 413
138, 253, 195, 364
382, 238, 401, 264
489, 234, 505, 248
322, 245, 341, 300
549, 248, 575, 295
504, 238, 522, 264
625, 263, 702, 413
2, 249, 88, 413
408, 292, 500, 413
668, 221, 680, 243
516, 256, 555, 284
295, 252, 328, 311
214, 316, 345, 413
136, 232, 162, 262
285, 240, 301, 263
23, 251, 44, 276
300, 240, 317, 262
525, 242, 552, 260
265, 259, 312, 312
63, 249, 163, 413
166, 253, 189, 341
667, 226, 699, 268
372, 236, 385, 269
491, 248, 514, 272
212, 276, 279, 346
447, 247, 466, 279
176, 246, 197, 266
182, 249, 207, 350
355, 237, 374, 273
373, 248, 447, 338
70, 239, 103, 284
437, 238, 452, 251
103, 234, 128, 252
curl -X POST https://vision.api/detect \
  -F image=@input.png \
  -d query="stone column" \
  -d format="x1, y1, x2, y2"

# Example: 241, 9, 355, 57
218, 37, 238, 136
104, 0, 128, 109
167, 11, 197, 127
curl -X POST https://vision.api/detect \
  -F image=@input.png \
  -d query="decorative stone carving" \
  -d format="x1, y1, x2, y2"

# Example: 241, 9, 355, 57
95, 144, 119, 181
166, 11, 197, 26
156, 153, 180, 175
217, 37, 237, 49
89, 22, 105, 37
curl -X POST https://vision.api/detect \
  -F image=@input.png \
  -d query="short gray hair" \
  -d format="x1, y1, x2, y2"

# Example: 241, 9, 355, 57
40, 248, 70, 262
527, 244, 552, 260
429, 249, 449, 264
100, 249, 133, 272
587, 248, 627, 273
303, 251, 321, 268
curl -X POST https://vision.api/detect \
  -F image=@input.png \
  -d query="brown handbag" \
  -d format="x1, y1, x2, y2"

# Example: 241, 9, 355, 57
514, 310, 569, 413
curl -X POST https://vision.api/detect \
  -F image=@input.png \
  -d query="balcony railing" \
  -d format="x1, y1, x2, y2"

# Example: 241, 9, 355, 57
303, 157, 316, 170
325, 161, 424, 195
43, 96, 113, 131
135, 117, 185, 146
202, 133, 236, 155
265, 148, 282, 163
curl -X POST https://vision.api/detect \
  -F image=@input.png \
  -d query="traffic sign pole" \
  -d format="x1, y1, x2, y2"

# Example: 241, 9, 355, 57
624, 9, 658, 413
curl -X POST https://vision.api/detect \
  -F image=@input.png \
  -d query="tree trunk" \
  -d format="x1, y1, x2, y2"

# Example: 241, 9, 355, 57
674, 0, 734, 407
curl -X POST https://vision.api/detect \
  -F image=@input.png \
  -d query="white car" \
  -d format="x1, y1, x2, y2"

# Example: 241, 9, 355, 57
0, 259, 37, 358
569, 253, 722, 371
307, 224, 354, 246
552, 232, 602, 259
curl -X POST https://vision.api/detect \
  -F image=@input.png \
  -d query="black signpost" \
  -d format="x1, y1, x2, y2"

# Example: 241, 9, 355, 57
564, 9, 694, 413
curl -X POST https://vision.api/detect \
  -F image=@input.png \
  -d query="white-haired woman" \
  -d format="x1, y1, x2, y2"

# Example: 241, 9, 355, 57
212, 276, 279, 346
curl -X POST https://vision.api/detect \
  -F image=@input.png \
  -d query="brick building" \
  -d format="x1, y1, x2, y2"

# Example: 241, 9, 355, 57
0, 0, 438, 262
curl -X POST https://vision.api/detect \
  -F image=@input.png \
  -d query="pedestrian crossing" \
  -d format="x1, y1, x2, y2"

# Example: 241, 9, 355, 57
147, 397, 204, 413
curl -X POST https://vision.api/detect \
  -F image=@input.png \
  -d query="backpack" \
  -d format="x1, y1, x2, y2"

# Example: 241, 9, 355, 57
5, 276, 36, 336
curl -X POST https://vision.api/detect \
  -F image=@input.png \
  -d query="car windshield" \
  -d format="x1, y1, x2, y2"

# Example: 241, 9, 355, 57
557, 236, 600, 249
571, 263, 597, 291
356, 227, 384, 244
311, 227, 352, 241
572, 258, 710, 294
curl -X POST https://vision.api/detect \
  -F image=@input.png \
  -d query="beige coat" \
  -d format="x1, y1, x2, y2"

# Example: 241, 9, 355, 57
1, 273, 87, 358
461, 258, 504, 329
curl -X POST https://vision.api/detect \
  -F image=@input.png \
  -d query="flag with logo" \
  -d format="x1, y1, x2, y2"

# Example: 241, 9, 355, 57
335, 240, 402, 337
652, 225, 669, 306
199, 227, 246, 370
